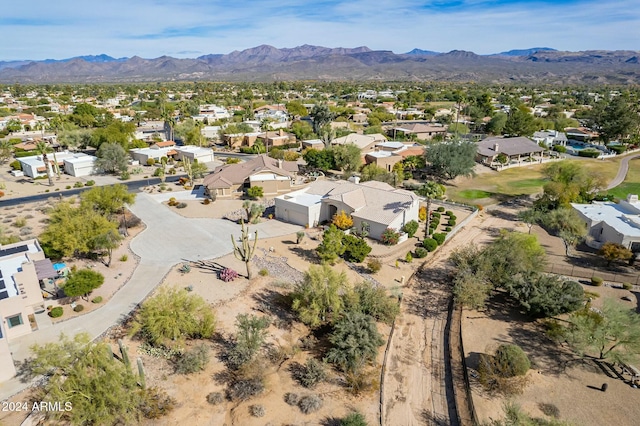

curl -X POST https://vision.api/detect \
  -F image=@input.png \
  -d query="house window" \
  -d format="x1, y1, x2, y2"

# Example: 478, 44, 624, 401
7, 314, 23, 328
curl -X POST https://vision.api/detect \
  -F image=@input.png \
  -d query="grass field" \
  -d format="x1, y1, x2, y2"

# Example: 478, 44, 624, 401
447, 156, 625, 205
604, 158, 640, 199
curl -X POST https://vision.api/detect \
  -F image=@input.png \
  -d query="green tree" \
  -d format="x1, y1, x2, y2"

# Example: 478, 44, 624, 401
325, 312, 384, 373
90, 121, 135, 149
599, 242, 634, 266
508, 275, 584, 317
544, 208, 587, 256
95, 143, 129, 174
81, 184, 136, 218
517, 208, 542, 234
25, 333, 157, 425
63, 269, 105, 300
303, 148, 335, 171
503, 106, 537, 137
290, 120, 315, 140
486, 113, 508, 135
316, 224, 346, 264
538, 160, 605, 207
0, 139, 13, 163
348, 281, 399, 325
342, 234, 371, 263
191, 160, 209, 179
425, 140, 476, 180
286, 101, 308, 118
333, 143, 362, 175
565, 299, 640, 363
130, 287, 216, 348
598, 96, 640, 143
310, 104, 336, 134
247, 186, 264, 199
291, 264, 349, 328
229, 314, 270, 368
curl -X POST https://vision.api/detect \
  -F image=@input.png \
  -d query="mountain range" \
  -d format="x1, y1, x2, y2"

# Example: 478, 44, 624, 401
0, 45, 638, 84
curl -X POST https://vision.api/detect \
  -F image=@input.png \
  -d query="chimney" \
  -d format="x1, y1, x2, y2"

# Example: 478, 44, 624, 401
277, 159, 283, 169
493, 143, 499, 152
279, 129, 284, 136
627, 194, 639, 203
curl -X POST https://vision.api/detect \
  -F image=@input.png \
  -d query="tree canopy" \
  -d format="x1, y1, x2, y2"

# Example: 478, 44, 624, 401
425, 140, 476, 180
291, 264, 349, 328
95, 143, 129, 174
63, 269, 105, 298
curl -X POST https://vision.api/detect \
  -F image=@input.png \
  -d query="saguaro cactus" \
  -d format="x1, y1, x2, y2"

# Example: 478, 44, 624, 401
231, 220, 258, 279
118, 339, 130, 368
137, 358, 146, 389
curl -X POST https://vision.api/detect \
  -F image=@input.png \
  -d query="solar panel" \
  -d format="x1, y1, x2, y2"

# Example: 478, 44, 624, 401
0, 245, 29, 257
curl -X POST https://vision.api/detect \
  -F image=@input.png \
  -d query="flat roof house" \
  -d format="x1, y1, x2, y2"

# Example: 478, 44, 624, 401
19, 151, 97, 178
572, 194, 640, 252
63, 153, 97, 177
0, 239, 53, 381
275, 179, 419, 240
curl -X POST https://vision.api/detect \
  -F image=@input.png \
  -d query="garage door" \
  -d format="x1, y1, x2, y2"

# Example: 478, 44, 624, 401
285, 209, 308, 226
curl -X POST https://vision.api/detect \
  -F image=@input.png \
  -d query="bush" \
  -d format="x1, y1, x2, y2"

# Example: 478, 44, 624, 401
73, 304, 84, 312
73, 181, 83, 188
284, 392, 299, 406
146, 158, 156, 166
153, 167, 164, 177
432, 233, 446, 245
138, 387, 177, 419
402, 220, 419, 238
298, 394, 323, 414
203, 198, 211, 205
49, 307, 63, 318
623, 282, 633, 290
423, 238, 438, 252
591, 276, 603, 286
120, 254, 128, 262
444, 226, 452, 232
247, 186, 264, 199
332, 210, 354, 230
91, 296, 103, 304
367, 258, 382, 273
85, 180, 95, 186
538, 402, 561, 419
553, 145, 567, 153
447, 219, 456, 226
478, 344, 530, 395
120, 170, 130, 180
445, 210, 453, 216
10, 160, 21, 170
351, 282, 400, 325
431, 212, 441, 219
227, 378, 264, 401
340, 412, 368, 426
608, 144, 627, 154
219, 268, 239, 282
249, 404, 265, 417
176, 202, 187, 209
168, 197, 178, 206
380, 228, 400, 245
342, 234, 372, 263
206, 392, 224, 405
437, 206, 445, 212
174, 344, 210, 374
299, 358, 327, 388
13, 217, 26, 228
66, 185, 72, 189
226, 157, 240, 164
578, 149, 600, 158
258, 268, 269, 276
405, 252, 413, 263
414, 247, 428, 258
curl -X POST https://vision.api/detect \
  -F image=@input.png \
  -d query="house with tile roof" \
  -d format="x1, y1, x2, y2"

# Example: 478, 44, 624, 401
476, 136, 546, 167
275, 179, 419, 240
392, 123, 447, 141
203, 154, 298, 198
572, 194, 640, 252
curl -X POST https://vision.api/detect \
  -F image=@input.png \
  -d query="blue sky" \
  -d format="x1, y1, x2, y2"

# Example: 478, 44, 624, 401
2, 0, 638, 60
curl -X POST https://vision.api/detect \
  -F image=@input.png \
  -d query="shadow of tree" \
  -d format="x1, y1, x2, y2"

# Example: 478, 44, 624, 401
191, 259, 226, 276
403, 266, 453, 319
421, 409, 450, 426
288, 246, 319, 264
251, 289, 296, 327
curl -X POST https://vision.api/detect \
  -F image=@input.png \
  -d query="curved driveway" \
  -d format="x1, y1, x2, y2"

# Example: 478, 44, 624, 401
1, 192, 300, 399
606, 153, 640, 190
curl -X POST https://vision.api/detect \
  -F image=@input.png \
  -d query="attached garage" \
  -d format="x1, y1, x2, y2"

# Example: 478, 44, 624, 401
275, 193, 322, 227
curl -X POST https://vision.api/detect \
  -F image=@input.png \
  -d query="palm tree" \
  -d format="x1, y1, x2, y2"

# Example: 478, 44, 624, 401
417, 181, 446, 240
34, 141, 54, 186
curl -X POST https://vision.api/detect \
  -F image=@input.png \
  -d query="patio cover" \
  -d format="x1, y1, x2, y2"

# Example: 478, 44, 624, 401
34, 259, 57, 280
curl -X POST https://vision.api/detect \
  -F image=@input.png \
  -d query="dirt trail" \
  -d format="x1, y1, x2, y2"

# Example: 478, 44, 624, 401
382, 207, 523, 425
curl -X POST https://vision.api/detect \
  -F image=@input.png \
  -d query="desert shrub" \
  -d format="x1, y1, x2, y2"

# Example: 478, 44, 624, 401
202, 198, 211, 205
402, 220, 419, 238
423, 238, 438, 252
340, 411, 368, 426
553, 145, 567, 153
579, 149, 600, 158
298, 394, 323, 414
543, 319, 565, 341
342, 234, 371, 263
258, 268, 269, 276
138, 387, 177, 419
168, 197, 178, 206
326, 312, 384, 373
367, 258, 382, 273
249, 404, 265, 417
226, 157, 240, 164
174, 344, 210, 374
299, 358, 327, 388
591, 276, 603, 286
478, 344, 531, 395
448, 214, 457, 220
431, 212, 441, 219
13, 217, 27, 228
405, 252, 413, 263
227, 378, 264, 401
20, 226, 33, 236
380, 228, 400, 245
85, 180, 95, 186
414, 247, 428, 258
623, 282, 633, 290
120, 254, 128, 262
345, 368, 380, 396
284, 392, 299, 406
176, 202, 187, 209
73, 304, 84, 312
10, 160, 21, 170
247, 186, 264, 199
91, 296, 103, 304
146, 158, 156, 166
66, 185, 72, 189
539, 402, 561, 418
432, 233, 446, 245
437, 206, 445, 212
153, 167, 164, 177
219, 268, 239, 282
73, 181, 83, 188
49, 307, 63, 318
120, 170, 130, 180
206, 392, 224, 405
350, 281, 400, 325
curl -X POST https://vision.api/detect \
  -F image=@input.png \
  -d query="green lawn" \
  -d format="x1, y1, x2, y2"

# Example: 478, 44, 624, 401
457, 189, 493, 199
604, 158, 640, 199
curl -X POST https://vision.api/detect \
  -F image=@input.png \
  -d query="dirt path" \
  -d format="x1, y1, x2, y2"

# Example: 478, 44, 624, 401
382, 207, 524, 425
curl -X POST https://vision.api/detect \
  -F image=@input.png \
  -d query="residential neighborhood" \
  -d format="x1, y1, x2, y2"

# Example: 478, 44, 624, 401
0, 80, 639, 426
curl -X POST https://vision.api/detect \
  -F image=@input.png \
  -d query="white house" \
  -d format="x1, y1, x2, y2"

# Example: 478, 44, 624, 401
18, 151, 95, 178
175, 145, 214, 163
572, 194, 640, 251
532, 130, 568, 148
275, 179, 419, 240
63, 153, 97, 177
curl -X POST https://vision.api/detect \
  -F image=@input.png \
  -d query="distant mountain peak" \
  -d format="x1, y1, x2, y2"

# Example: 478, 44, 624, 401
439, 50, 479, 58
497, 47, 557, 56
404, 48, 440, 56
